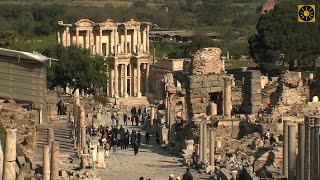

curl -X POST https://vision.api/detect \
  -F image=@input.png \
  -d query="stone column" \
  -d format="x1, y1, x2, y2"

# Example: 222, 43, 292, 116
81, 127, 86, 150
111, 29, 114, 54
224, 78, 232, 118
297, 122, 305, 180
124, 28, 127, 53
169, 100, 175, 142
66, 27, 70, 46
288, 124, 297, 180
86, 30, 89, 49
133, 29, 137, 53
137, 28, 141, 53
77, 105, 81, 146
143, 28, 147, 53
313, 124, 320, 179
282, 120, 290, 178
57, 30, 61, 45
0, 141, 3, 180
50, 142, 59, 180
76, 29, 79, 46
210, 129, 215, 166
3, 129, 16, 180
203, 122, 208, 163
124, 64, 128, 97
110, 68, 114, 97
99, 29, 103, 55
48, 128, 54, 148
210, 102, 217, 116
80, 106, 85, 148
114, 29, 118, 54
43, 145, 50, 180
305, 116, 312, 180
146, 25, 149, 53
119, 64, 124, 97
90, 30, 94, 52
150, 105, 155, 121
114, 64, 119, 97
146, 63, 150, 93
137, 63, 141, 97
199, 122, 203, 161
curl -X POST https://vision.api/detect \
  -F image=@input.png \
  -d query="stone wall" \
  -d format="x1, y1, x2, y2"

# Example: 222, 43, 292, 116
191, 47, 224, 75
157, 58, 184, 71
186, 74, 225, 118
242, 70, 262, 114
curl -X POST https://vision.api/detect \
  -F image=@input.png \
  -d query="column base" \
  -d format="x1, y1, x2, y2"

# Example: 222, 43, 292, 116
137, 92, 142, 97
113, 94, 119, 98
124, 93, 129, 98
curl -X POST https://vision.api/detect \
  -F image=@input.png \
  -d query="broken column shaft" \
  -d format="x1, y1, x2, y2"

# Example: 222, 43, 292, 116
48, 128, 54, 148
80, 106, 85, 148
282, 120, 290, 177
3, 129, 17, 180
43, 145, 50, 180
304, 116, 311, 180
210, 128, 215, 166
202, 122, 208, 163
297, 122, 305, 180
312, 117, 320, 179
50, 142, 59, 180
288, 124, 297, 180
199, 122, 203, 161
223, 78, 232, 118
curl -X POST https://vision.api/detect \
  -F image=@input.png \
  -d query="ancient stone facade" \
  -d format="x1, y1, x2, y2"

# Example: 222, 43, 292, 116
57, 19, 151, 98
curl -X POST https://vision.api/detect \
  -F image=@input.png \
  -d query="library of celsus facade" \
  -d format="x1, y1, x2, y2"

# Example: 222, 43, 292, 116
57, 19, 151, 98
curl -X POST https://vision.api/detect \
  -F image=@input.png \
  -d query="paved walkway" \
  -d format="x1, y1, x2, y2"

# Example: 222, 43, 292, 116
95, 112, 209, 180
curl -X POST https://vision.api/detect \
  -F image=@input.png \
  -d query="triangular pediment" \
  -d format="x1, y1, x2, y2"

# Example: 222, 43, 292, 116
74, 19, 95, 27
124, 19, 141, 26
99, 19, 116, 27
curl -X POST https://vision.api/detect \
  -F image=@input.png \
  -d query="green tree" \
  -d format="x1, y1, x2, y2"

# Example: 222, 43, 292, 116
43, 45, 107, 92
248, 2, 320, 72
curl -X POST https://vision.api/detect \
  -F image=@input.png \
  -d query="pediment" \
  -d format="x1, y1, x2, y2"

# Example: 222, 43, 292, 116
124, 19, 141, 26
74, 19, 95, 27
99, 19, 116, 27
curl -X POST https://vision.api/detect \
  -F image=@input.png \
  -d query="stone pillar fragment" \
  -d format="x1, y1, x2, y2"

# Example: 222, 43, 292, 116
150, 105, 155, 125
282, 120, 290, 177
81, 127, 86, 150
43, 145, 50, 180
199, 123, 203, 161
114, 64, 119, 97
124, 64, 128, 97
3, 129, 17, 180
169, 100, 175, 142
224, 78, 232, 118
304, 116, 312, 180
47, 128, 54, 148
210, 102, 217, 116
50, 142, 59, 180
146, 63, 150, 93
210, 129, 215, 166
203, 123, 207, 163
288, 124, 297, 180
297, 122, 305, 180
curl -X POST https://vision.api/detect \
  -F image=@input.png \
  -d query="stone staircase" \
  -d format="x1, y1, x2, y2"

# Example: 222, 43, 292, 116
34, 116, 78, 170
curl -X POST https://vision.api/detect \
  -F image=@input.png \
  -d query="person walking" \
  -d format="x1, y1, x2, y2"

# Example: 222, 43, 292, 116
156, 131, 160, 145
145, 131, 150, 146
131, 115, 135, 126
123, 113, 128, 125
111, 113, 116, 126
182, 168, 193, 180
104, 140, 110, 157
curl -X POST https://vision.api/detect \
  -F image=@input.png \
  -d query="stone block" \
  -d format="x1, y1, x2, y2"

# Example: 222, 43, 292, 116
200, 88, 208, 94
190, 98, 202, 104
210, 86, 223, 92
207, 74, 218, 81
190, 82, 202, 89
190, 93, 207, 99
17, 156, 26, 168
190, 76, 203, 83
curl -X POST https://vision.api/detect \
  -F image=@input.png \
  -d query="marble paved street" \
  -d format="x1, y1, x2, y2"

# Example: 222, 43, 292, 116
94, 112, 209, 180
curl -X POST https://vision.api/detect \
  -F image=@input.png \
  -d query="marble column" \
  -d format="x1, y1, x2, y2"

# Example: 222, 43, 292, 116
313, 124, 320, 179
124, 64, 128, 97
304, 116, 312, 180
43, 145, 50, 180
76, 29, 79, 46
114, 29, 118, 54
146, 25, 149, 53
3, 129, 16, 180
282, 120, 290, 178
137, 28, 141, 53
297, 122, 305, 180
146, 63, 150, 93
50, 142, 59, 180
86, 30, 89, 49
203, 122, 208, 163
81, 127, 86, 150
110, 68, 114, 97
111, 29, 114, 54
210, 129, 215, 166
288, 124, 297, 180
114, 64, 119, 97
0, 141, 3, 180
199, 122, 203, 161
120, 64, 124, 97
124, 28, 127, 53
133, 29, 137, 53
143, 29, 147, 53
99, 29, 103, 55
90, 30, 94, 52
150, 105, 155, 121
48, 128, 54, 149
66, 27, 70, 46
210, 102, 217, 116
169, 100, 175, 142
224, 78, 232, 118
77, 105, 81, 146
137, 63, 141, 97
80, 106, 85, 148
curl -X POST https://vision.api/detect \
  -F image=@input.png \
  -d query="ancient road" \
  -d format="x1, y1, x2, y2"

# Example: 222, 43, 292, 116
94, 112, 209, 180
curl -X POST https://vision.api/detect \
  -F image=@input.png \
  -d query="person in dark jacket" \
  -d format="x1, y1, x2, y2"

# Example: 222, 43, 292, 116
182, 167, 193, 180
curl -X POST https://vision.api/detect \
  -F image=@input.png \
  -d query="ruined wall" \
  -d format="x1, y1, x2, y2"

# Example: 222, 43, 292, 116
191, 47, 224, 75
242, 70, 262, 114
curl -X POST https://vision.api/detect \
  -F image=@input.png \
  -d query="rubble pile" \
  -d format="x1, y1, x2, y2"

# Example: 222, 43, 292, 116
191, 47, 224, 75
